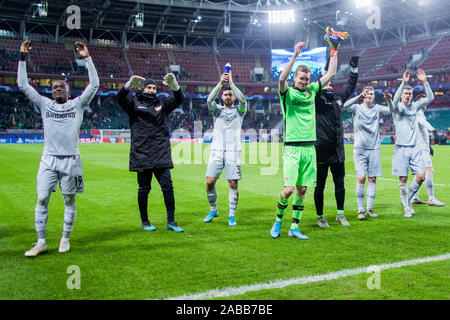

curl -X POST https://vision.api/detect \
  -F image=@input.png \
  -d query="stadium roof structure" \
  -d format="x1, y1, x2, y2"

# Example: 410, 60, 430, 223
0, 0, 449, 49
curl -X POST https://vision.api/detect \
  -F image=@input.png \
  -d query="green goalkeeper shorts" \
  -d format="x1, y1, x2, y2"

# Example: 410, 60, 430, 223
282, 145, 317, 187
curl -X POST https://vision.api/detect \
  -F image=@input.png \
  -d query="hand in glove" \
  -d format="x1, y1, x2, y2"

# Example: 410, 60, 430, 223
125, 75, 145, 90
324, 26, 349, 56
163, 73, 180, 91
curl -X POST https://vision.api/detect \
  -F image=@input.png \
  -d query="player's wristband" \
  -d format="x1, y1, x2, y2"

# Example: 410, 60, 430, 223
19, 52, 28, 61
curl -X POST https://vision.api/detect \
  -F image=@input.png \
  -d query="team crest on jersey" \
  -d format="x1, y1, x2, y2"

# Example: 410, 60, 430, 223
284, 177, 289, 183
155, 105, 162, 112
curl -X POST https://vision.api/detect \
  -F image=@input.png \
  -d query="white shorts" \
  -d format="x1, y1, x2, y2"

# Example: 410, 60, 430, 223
37, 154, 84, 194
422, 147, 432, 168
206, 150, 241, 180
353, 148, 383, 177
392, 145, 425, 177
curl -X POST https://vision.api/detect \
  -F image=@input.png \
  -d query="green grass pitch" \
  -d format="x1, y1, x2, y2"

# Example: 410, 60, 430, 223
0, 143, 449, 300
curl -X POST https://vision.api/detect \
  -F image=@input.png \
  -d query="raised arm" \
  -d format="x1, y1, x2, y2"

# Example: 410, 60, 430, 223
415, 69, 434, 110
320, 54, 337, 87
17, 40, 49, 107
321, 27, 349, 87
343, 90, 365, 110
393, 70, 409, 106
75, 42, 99, 107
383, 90, 395, 113
162, 73, 184, 114
335, 56, 358, 102
342, 95, 358, 110
228, 72, 247, 114
279, 42, 304, 94
207, 76, 226, 116
115, 76, 144, 114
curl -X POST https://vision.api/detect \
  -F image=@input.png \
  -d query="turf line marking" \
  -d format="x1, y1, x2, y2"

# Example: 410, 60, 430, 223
241, 165, 448, 187
346, 174, 448, 187
163, 253, 450, 300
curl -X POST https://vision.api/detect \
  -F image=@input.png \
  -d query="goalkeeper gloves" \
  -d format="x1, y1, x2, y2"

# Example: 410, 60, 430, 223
163, 73, 180, 91
125, 76, 145, 90
324, 26, 349, 56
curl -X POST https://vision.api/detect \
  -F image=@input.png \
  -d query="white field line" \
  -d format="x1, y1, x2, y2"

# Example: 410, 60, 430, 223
163, 253, 450, 300
346, 174, 448, 187
241, 165, 448, 187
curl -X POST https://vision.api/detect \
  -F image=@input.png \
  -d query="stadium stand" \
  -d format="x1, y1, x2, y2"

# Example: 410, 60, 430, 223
357, 43, 400, 76
0, 38, 22, 72
216, 48, 257, 82
0, 34, 449, 139
425, 109, 450, 131
87, 45, 130, 79
173, 47, 218, 82
127, 47, 169, 79
420, 35, 450, 70
374, 38, 436, 76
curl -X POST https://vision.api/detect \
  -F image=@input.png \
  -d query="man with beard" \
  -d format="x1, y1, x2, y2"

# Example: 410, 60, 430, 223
314, 56, 359, 228
203, 72, 247, 226
116, 74, 184, 232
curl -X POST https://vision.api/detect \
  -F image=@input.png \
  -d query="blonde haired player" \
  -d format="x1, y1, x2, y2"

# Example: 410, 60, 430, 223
385, 69, 434, 218
270, 27, 348, 240
343, 86, 391, 220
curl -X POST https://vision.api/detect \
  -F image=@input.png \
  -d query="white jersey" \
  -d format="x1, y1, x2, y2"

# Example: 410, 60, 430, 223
388, 82, 434, 147
343, 97, 390, 150
416, 109, 434, 149
18, 56, 99, 155
207, 83, 247, 152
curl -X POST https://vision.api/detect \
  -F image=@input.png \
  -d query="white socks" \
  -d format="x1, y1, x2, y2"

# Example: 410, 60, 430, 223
229, 188, 239, 217
408, 180, 421, 204
366, 182, 376, 211
425, 172, 435, 201
62, 195, 77, 240
207, 189, 217, 212
356, 183, 365, 212
207, 188, 239, 217
399, 183, 409, 207
35, 191, 50, 244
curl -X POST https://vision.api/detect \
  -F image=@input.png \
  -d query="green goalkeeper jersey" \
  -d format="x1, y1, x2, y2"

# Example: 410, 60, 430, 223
279, 81, 321, 144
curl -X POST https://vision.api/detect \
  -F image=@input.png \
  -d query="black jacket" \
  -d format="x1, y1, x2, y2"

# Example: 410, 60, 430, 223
116, 88, 184, 171
315, 71, 358, 163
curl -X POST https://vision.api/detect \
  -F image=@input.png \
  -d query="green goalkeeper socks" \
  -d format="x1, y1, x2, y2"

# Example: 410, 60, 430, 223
276, 194, 289, 222
291, 194, 304, 230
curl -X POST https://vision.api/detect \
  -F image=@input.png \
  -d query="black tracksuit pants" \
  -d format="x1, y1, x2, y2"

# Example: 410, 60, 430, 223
314, 162, 345, 216
137, 168, 175, 224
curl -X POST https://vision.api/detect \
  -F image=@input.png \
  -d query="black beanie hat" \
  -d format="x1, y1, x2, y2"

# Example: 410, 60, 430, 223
142, 78, 157, 88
